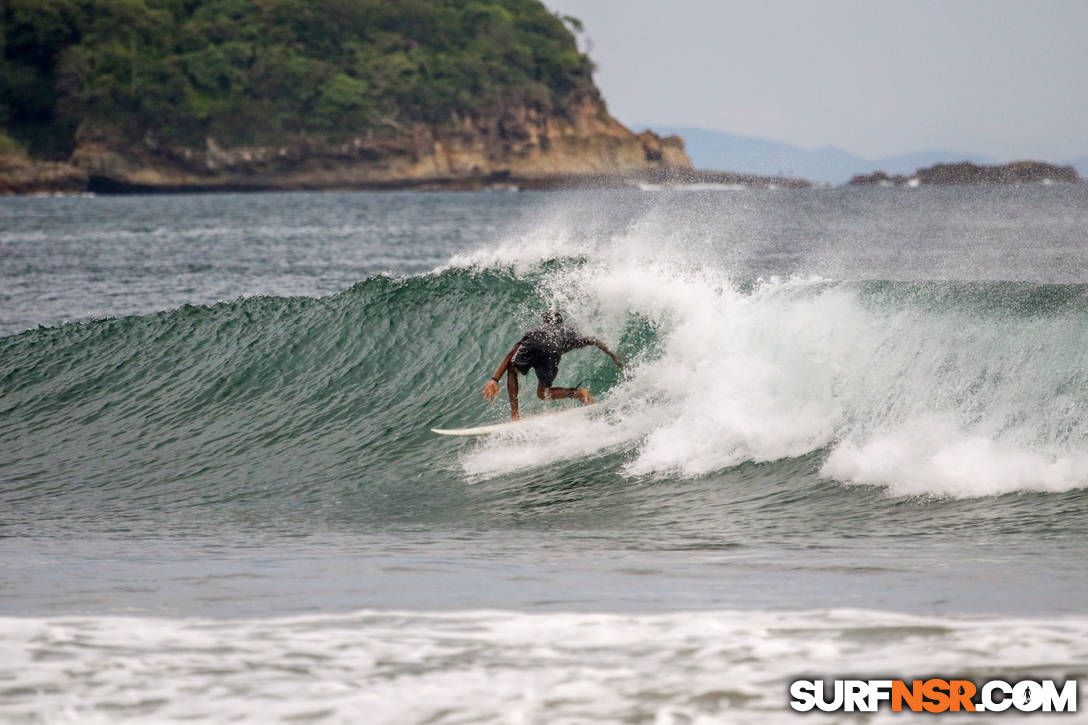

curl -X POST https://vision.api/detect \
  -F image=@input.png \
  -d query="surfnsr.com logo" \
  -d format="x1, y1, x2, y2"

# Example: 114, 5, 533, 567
789, 678, 1077, 713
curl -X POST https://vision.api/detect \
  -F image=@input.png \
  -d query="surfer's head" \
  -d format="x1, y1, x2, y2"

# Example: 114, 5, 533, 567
542, 311, 563, 325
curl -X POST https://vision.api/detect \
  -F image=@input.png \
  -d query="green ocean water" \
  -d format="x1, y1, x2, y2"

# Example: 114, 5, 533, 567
2, 186, 1088, 722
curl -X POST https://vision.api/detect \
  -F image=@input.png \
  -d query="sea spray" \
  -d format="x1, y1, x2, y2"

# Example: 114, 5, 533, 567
457, 230, 1088, 497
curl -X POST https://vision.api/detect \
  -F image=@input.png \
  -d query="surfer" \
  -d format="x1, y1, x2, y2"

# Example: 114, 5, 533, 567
482, 312, 623, 420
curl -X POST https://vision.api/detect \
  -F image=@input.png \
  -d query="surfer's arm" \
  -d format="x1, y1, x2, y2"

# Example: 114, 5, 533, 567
483, 342, 521, 402
583, 338, 624, 369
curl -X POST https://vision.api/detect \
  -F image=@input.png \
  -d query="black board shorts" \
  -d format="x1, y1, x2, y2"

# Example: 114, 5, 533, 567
512, 347, 560, 387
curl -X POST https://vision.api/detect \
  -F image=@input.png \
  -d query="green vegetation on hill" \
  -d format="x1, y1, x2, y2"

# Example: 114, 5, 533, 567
0, 0, 594, 157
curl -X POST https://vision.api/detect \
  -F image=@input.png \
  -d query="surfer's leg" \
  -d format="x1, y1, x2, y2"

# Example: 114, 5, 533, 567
537, 381, 560, 400
507, 369, 520, 420
536, 358, 594, 404
537, 383, 593, 404
535, 358, 563, 400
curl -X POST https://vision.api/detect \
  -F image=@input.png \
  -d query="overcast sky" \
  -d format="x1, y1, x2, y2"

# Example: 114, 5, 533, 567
540, 0, 1088, 162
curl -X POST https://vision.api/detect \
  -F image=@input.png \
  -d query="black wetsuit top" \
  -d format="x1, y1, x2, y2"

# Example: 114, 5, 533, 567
511, 324, 591, 387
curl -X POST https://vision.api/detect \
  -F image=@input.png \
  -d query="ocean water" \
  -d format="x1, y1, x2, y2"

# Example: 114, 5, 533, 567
3, 186, 1088, 722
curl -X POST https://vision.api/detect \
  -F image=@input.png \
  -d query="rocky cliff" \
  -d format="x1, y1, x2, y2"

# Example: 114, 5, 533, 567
4, 90, 689, 194
0, 152, 87, 195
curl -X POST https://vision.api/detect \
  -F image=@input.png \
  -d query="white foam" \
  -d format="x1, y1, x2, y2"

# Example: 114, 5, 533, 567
639, 182, 749, 192
823, 417, 1088, 497
463, 262, 855, 481
4, 609, 1086, 724
455, 210, 1088, 498
445, 225, 585, 275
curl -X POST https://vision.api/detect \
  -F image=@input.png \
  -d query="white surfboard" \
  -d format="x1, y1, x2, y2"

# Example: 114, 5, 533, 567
432, 405, 590, 436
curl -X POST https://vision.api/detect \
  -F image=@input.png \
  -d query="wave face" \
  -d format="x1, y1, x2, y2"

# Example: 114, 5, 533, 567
5, 251, 1088, 517
1, 270, 531, 526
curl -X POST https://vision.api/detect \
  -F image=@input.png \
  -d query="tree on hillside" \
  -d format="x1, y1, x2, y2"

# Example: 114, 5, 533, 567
0, 0, 594, 156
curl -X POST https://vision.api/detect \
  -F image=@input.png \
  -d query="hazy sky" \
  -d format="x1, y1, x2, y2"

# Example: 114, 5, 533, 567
540, 0, 1088, 162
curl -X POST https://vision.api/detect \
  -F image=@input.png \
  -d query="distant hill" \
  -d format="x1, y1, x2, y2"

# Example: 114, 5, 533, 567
642, 126, 997, 184
849, 161, 1080, 186
2, 0, 601, 155
0, 0, 690, 192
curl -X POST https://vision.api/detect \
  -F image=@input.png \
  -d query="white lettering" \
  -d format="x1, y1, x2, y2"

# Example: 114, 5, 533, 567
868, 680, 893, 711
1014, 680, 1043, 712
1041, 679, 1077, 712
845, 680, 869, 712
982, 680, 1012, 712
815, 680, 844, 712
789, 680, 817, 712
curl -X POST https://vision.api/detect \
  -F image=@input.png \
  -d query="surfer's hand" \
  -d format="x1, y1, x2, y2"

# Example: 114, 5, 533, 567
483, 379, 499, 402
612, 354, 624, 370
